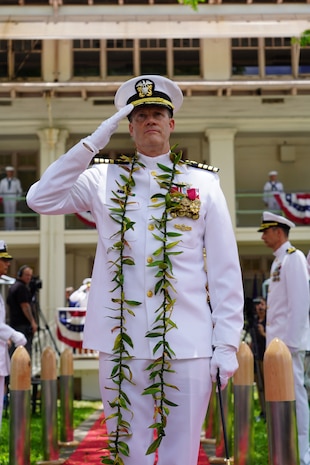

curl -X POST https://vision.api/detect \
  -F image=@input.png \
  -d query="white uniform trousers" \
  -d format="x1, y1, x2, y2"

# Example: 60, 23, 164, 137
291, 351, 310, 465
3, 198, 17, 230
99, 355, 212, 465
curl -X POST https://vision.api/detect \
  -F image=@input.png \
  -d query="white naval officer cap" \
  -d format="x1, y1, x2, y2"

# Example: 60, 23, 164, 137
258, 211, 295, 232
5, 166, 14, 171
268, 170, 278, 176
114, 75, 183, 117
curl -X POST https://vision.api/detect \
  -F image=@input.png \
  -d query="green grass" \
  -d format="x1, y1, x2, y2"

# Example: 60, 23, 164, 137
252, 410, 268, 464
0, 399, 102, 465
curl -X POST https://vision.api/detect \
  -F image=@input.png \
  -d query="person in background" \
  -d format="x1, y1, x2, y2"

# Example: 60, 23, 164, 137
69, 278, 92, 308
65, 286, 74, 306
7, 265, 37, 357
26, 74, 244, 465
263, 170, 284, 211
258, 211, 310, 465
0, 166, 23, 231
252, 296, 267, 420
0, 241, 27, 429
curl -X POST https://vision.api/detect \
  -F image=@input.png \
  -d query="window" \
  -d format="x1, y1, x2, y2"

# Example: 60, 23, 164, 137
0, 41, 8, 78
140, 39, 167, 75
13, 40, 42, 78
173, 39, 200, 76
299, 45, 310, 75
232, 37, 298, 77
265, 37, 292, 75
106, 40, 134, 76
73, 39, 101, 77
81, 38, 201, 78
231, 38, 259, 76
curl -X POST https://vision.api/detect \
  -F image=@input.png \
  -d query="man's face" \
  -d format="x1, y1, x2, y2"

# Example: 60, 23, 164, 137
0, 258, 11, 276
261, 227, 282, 251
255, 299, 266, 314
20, 267, 33, 285
128, 106, 175, 156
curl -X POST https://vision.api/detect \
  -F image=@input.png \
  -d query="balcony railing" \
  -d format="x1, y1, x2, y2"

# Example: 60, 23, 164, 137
2, 192, 309, 231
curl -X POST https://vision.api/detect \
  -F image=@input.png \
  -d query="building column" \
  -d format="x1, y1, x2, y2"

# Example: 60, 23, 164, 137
36, 128, 69, 326
205, 128, 237, 228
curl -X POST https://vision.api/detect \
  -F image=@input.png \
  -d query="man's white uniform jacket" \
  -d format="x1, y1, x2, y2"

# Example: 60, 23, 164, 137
266, 241, 310, 351
27, 142, 244, 360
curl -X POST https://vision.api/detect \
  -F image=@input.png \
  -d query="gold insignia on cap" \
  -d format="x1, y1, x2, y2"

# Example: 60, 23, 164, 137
136, 79, 154, 98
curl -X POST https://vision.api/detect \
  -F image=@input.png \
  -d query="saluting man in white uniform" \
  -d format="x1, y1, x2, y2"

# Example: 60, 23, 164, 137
258, 211, 310, 465
26, 75, 244, 465
69, 278, 92, 308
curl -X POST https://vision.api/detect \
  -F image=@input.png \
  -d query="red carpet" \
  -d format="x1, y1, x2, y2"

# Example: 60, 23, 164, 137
64, 413, 210, 464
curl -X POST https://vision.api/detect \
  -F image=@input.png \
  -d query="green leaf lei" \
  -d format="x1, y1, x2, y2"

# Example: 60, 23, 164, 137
102, 148, 190, 464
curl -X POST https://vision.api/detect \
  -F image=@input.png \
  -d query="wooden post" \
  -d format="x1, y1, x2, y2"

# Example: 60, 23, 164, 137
264, 338, 299, 465
37, 346, 65, 465
234, 341, 254, 465
9, 346, 31, 465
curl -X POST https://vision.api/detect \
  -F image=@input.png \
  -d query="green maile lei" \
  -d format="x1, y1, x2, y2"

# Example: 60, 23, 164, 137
101, 147, 200, 465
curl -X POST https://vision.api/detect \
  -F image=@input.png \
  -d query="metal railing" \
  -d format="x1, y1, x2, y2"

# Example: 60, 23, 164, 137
236, 192, 282, 227
2, 192, 308, 230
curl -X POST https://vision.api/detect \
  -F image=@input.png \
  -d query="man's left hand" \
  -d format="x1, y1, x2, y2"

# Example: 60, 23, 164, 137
210, 345, 239, 390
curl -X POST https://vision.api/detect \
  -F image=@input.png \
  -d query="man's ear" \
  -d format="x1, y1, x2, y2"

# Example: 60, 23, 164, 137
129, 122, 134, 137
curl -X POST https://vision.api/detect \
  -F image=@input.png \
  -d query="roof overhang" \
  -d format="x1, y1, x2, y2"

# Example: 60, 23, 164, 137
0, 4, 310, 39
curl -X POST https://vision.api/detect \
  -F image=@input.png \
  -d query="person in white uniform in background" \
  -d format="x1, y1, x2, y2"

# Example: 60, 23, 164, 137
0, 166, 22, 231
26, 75, 244, 465
0, 241, 26, 429
69, 278, 92, 308
263, 170, 284, 211
258, 211, 310, 465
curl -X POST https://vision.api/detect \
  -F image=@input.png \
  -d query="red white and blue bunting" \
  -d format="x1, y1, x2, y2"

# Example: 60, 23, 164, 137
275, 193, 310, 225
56, 307, 87, 349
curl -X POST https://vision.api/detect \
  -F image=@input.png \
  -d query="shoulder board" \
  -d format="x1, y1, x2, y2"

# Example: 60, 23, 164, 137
91, 157, 129, 165
184, 160, 219, 173
286, 247, 296, 254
